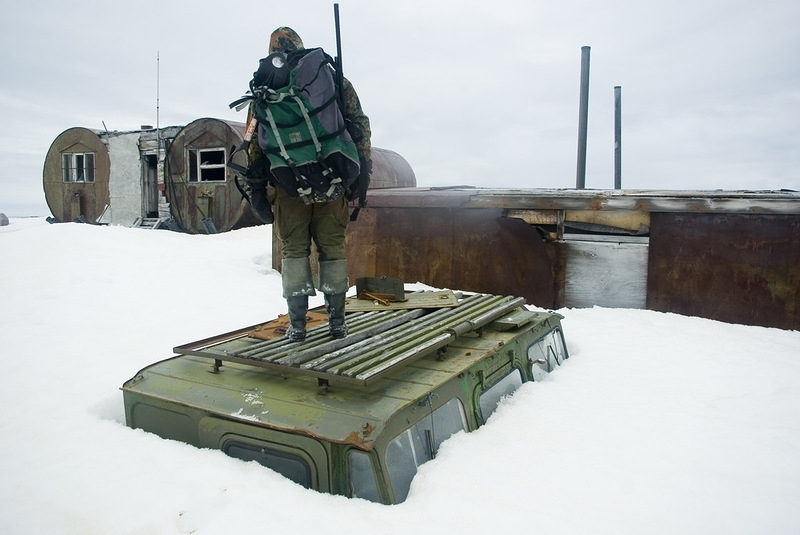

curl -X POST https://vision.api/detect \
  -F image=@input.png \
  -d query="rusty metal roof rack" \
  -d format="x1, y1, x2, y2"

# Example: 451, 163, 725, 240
173, 293, 527, 386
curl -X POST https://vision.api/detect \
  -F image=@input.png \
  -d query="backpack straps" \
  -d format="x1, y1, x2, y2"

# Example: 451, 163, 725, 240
261, 89, 345, 202
226, 114, 257, 181
288, 91, 345, 197
262, 95, 313, 200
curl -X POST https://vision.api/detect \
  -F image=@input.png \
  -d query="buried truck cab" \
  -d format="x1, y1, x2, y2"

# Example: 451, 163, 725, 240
122, 292, 568, 504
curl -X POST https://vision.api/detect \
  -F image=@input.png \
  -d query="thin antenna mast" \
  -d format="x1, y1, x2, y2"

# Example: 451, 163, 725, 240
156, 51, 161, 157
614, 85, 622, 189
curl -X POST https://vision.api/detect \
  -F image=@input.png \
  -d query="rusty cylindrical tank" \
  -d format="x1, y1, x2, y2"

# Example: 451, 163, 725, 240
369, 147, 416, 189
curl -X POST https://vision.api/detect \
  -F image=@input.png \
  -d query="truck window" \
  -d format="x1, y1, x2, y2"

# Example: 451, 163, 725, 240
528, 328, 568, 381
225, 442, 312, 489
347, 450, 381, 503
385, 397, 466, 502
415, 396, 467, 452
479, 369, 523, 421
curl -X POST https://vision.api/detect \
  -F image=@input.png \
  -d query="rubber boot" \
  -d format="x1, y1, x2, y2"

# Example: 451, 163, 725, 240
318, 259, 349, 339
325, 293, 347, 339
285, 295, 308, 342
282, 257, 316, 342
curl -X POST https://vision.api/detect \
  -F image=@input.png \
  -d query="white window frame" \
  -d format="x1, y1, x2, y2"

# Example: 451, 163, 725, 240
61, 152, 95, 183
188, 148, 227, 182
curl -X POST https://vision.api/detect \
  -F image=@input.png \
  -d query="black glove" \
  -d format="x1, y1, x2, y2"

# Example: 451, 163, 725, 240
247, 179, 274, 224
348, 157, 372, 222
357, 157, 372, 203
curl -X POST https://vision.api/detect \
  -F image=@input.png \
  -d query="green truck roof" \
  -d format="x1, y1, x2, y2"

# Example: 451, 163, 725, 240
122, 292, 562, 450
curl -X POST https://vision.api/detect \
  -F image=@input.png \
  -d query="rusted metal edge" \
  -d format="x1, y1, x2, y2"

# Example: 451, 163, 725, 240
172, 322, 268, 355
363, 188, 800, 214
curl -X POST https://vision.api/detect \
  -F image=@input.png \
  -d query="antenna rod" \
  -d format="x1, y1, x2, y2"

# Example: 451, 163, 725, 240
156, 51, 161, 138
614, 85, 622, 189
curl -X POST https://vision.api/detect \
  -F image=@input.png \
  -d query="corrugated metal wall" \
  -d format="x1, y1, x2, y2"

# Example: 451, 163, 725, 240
333, 189, 800, 330
648, 213, 800, 329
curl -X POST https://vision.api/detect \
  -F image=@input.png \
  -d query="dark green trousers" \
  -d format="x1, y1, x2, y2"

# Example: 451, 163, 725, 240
271, 186, 349, 261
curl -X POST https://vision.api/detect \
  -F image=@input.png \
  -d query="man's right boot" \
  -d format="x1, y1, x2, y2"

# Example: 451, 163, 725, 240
285, 295, 309, 342
318, 259, 350, 340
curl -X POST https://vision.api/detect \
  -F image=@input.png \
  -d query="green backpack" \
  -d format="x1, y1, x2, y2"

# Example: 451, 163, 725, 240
230, 47, 360, 205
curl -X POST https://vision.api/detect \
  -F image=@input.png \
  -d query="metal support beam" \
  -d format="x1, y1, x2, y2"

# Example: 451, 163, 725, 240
576, 46, 591, 189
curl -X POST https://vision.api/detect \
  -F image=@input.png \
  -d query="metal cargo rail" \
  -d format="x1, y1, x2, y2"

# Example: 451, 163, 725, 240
174, 293, 527, 386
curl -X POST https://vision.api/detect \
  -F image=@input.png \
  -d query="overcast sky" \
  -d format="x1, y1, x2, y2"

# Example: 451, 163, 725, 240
1, 0, 798, 215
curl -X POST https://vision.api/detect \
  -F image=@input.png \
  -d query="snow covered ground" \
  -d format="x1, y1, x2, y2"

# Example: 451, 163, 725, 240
1, 217, 798, 535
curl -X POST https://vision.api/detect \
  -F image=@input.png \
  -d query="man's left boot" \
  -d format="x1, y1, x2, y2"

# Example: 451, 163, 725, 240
318, 259, 349, 339
325, 292, 347, 339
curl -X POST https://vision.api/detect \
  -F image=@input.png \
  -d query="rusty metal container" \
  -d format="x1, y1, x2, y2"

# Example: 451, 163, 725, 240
342, 188, 800, 330
647, 212, 800, 329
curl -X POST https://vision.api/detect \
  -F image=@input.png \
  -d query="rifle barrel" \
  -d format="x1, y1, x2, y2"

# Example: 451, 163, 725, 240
333, 4, 345, 107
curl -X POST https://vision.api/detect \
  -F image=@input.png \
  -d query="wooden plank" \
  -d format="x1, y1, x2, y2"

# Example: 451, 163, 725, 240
345, 290, 459, 312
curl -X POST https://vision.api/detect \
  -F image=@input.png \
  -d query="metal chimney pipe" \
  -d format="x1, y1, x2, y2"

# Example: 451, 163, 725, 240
614, 85, 622, 189
576, 46, 591, 189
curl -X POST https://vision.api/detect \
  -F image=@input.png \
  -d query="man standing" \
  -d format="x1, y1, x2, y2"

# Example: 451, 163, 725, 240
252, 27, 372, 342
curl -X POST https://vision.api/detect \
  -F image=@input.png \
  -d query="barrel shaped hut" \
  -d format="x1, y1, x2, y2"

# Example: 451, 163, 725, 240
43, 127, 111, 223
164, 118, 260, 234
